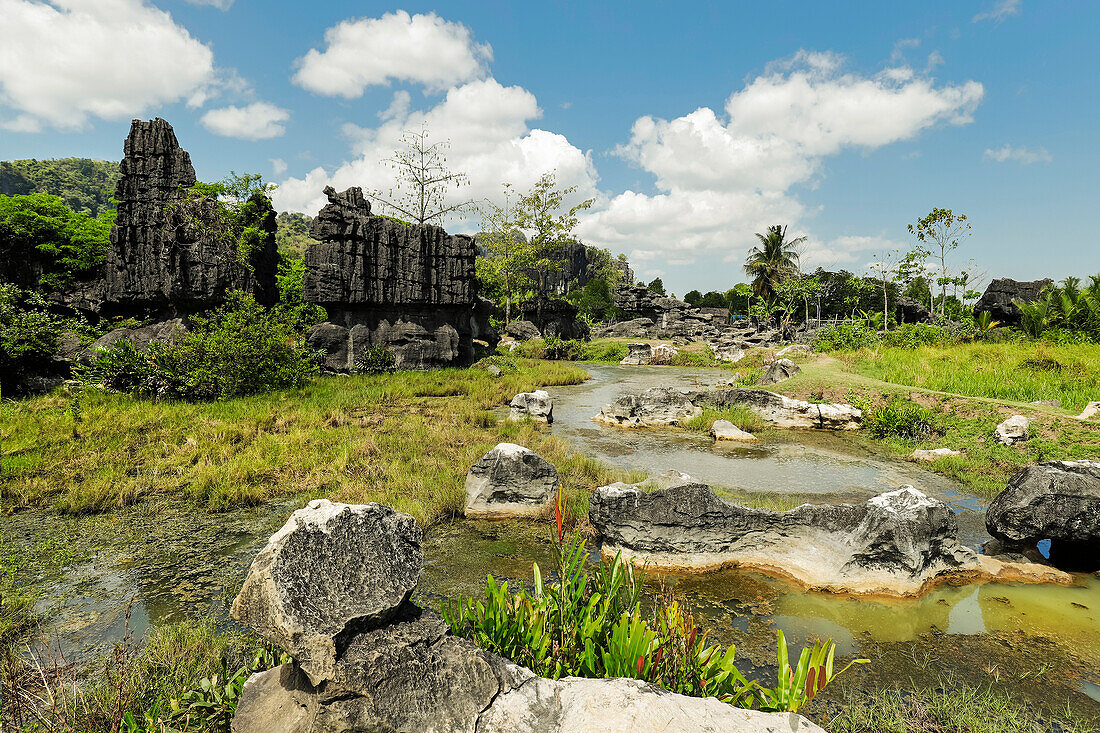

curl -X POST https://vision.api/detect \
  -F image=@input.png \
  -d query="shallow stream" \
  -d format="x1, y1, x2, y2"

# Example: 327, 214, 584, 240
9, 364, 1100, 715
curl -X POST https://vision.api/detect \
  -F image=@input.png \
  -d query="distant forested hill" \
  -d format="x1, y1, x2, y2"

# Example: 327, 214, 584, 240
0, 158, 120, 217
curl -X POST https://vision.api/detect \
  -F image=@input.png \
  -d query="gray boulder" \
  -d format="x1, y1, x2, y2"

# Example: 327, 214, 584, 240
508, 390, 553, 423
974, 278, 1053, 327
230, 500, 422, 685
464, 443, 559, 519
505, 319, 540, 341
758, 358, 800, 385
994, 414, 1031, 445
986, 460, 1100, 570
594, 387, 702, 428
619, 342, 653, 365
594, 318, 655, 339
78, 318, 188, 365
697, 388, 861, 430
589, 483, 1067, 596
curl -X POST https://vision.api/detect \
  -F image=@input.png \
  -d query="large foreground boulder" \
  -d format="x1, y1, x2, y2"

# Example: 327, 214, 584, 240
231, 500, 422, 685
231, 500, 826, 733
464, 443, 559, 518
986, 460, 1100, 570
589, 483, 1069, 597
594, 387, 702, 428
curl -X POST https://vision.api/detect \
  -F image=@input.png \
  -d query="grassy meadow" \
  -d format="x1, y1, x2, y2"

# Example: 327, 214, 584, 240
0, 359, 639, 523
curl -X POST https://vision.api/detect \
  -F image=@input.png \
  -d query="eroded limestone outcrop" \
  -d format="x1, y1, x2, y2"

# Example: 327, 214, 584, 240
589, 483, 1070, 596
594, 387, 702, 427
508, 390, 553, 423
105, 118, 277, 314
464, 443, 559, 519
304, 186, 496, 370
974, 278, 1053, 327
230, 499, 825, 733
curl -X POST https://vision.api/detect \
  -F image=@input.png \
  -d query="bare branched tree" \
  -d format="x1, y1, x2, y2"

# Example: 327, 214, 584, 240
369, 124, 476, 226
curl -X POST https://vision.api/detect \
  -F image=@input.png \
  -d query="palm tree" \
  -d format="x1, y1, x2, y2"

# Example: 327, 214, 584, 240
743, 225, 805, 305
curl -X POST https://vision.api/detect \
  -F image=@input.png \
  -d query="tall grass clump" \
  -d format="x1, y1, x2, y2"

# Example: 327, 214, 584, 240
855, 397, 938, 440
682, 405, 767, 434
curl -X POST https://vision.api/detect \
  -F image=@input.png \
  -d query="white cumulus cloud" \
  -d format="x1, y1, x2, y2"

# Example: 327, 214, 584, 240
273, 78, 597, 222
983, 144, 1051, 164
292, 10, 491, 97
200, 102, 289, 140
0, 0, 215, 131
582, 51, 984, 269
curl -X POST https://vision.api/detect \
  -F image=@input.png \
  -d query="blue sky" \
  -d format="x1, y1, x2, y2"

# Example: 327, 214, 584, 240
2, 0, 1097, 296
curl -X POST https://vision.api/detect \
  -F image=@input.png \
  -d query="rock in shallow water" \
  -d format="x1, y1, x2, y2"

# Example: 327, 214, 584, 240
588, 482, 1070, 596
711, 420, 758, 442
464, 443, 559, 518
986, 460, 1100, 570
594, 387, 703, 428
230, 500, 422, 686
696, 388, 861, 430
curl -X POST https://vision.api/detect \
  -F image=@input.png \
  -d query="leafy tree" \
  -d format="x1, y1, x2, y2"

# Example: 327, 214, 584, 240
183, 172, 277, 273
744, 225, 805, 304
683, 289, 703, 306
730, 282, 754, 318
0, 284, 86, 394
566, 277, 621, 323
273, 257, 326, 333
908, 208, 971, 318
646, 277, 666, 296
1, 158, 120, 216
368, 125, 475, 227
0, 192, 113, 290
476, 185, 534, 325
275, 212, 313, 259
515, 172, 595, 307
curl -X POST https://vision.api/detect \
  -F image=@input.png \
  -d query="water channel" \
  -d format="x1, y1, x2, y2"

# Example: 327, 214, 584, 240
8, 364, 1099, 714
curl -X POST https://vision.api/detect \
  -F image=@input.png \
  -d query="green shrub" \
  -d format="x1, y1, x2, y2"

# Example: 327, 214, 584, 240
812, 322, 879, 352
273, 257, 326, 333
443, 518, 865, 712
859, 397, 937, 440
881, 323, 950, 349
0, 284, 86, 394
542, 336, 585, 361
354, 345, 396, 375
80, 291, 317, 401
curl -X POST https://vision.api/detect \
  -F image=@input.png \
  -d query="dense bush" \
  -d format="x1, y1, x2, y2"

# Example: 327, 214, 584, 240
273, 256, 326, 333
812, 321, 879, 352
0, 192, 113, 289
354, 345, 397, 375
1016, 275, 1100, 341
444, 516, 866, 713
80, 291, 317, 401
0, 284, 85, 393
859, 397, 938, 440
880, 323, 950, 349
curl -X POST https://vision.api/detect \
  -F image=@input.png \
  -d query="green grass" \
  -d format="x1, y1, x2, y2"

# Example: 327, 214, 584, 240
827, 679, 1098, 733
0, 360, 632, 524
682, 405, 769, 434
844, 341, 1100, 413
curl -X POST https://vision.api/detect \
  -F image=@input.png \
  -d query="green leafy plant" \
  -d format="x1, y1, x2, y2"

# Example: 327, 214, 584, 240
812, 321, 879, 352
354, 345, 397, 375
442, 490, 866, 712
856, 396, 938, 440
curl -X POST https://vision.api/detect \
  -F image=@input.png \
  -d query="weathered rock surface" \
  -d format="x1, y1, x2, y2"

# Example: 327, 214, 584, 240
230, 500, 422, 686
105, 118, 277, 314
974, 278, 1053, 327
994, 414, 1031, 445
697, 389, 862, 430
986, 461, 1100, 570
648, 343, 679, 364
509, 390, 553, 423
711, 420, 758, 442
910, 448, 963, 462
504, 319, 540, 341
514, 297, 589, 340
75, 318, 188, 365
589, 483, 1070, 596
758, 358, 801, 385
232, 499, 826, 733
710, 343, 746, 363
776, 344, 812, 358
620, 342, 653, 366
594, 387, 702, 428
303, 187, 495, 371
894, 296, 932, 324
464, 443, 559, 518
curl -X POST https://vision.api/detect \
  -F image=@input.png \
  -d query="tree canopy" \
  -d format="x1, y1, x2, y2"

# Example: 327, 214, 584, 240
744, 225, 804, 303
1, 158, 120, 217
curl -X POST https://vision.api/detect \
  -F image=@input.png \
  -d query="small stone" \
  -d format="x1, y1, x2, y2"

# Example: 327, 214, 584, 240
711, 420, 759, 442
994, 415, 1031, 445
1030, 399, 1062, 408
464, 443, 559, 519
487, 365, 502, 377
1076, 401, 1100, 420
910, 448, 963, 462
508, 390, 553, 423
757, 358, 800, 385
